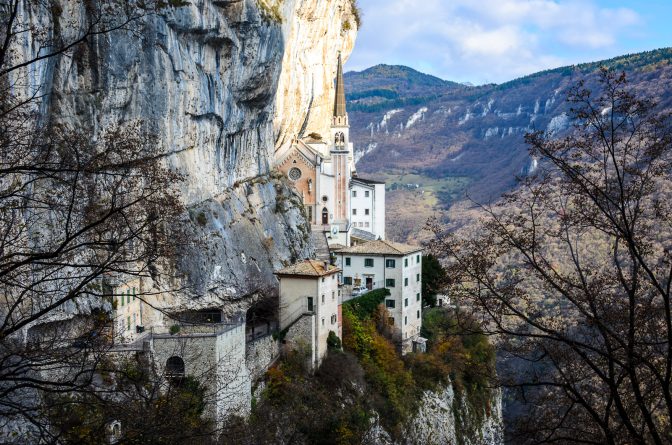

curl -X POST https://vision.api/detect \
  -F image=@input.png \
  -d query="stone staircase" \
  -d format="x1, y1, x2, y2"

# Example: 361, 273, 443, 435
310, 227, 330, 262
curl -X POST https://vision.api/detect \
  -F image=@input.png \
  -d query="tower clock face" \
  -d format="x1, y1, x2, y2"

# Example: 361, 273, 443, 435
288, 167, 302, 181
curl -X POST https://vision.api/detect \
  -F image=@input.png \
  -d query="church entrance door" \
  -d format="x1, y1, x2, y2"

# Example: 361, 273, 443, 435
322, 207, 328, 225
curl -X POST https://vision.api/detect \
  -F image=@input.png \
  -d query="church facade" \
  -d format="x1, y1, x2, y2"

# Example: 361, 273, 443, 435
276, 54, 385, 246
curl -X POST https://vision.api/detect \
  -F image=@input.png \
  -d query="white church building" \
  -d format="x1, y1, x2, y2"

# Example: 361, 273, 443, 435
275, 53, 385, 245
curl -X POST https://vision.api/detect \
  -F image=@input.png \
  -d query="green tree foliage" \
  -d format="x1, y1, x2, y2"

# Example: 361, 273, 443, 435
342, 288, 389, 319
421, 254, 447, 307
327, 330, 342, 350
225, 350, 372, 445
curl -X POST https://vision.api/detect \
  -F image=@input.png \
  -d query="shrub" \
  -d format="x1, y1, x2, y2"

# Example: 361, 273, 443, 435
327, 331, 342, 350
342, 288, 389, 320
349, 0, 362, 28
169, 324, 180, 335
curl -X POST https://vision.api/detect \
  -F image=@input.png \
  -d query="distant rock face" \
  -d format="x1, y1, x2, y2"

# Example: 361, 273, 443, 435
11, 0, 356, 308
404, 385, 503, 445
366, 383, 504, 445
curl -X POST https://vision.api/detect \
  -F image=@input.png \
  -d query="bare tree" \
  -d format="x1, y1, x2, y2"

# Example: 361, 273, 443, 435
0, 0, 189, 440
429, 69, 672, 444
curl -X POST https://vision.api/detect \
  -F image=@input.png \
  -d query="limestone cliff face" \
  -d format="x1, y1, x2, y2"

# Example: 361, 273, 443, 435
402, 385, 504, 445
274, 0, 357, 150
366, 384, 504, 445
12, 0, 356, 309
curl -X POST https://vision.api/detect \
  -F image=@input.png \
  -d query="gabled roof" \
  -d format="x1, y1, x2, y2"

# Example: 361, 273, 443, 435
275, 140, 323, 168
337, 239, 423, 256
275, 260, 341, 278
351, 228, 377, 241
352, 176, 386, 186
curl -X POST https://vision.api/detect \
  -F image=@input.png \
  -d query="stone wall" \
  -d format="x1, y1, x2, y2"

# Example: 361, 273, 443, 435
151, 322, 251, 425
284, 314, 315, 366
246, 335, 280, 382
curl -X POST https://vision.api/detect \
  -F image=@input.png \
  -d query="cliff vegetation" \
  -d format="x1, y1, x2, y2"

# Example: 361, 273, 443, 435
225, 290, 497, 444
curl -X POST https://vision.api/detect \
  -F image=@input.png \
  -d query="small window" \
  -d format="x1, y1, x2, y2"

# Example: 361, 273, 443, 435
386, 259, 396, 268
365, 222, 370, 227
332, 291, 335, 301
404, 258, 408, 267
322, 277, 325, 283
321, 294, 325, 304
352, 209, 357, 215
365, 191, 370, 198
417, 310, 420, 319
404, 278, 409, 287
417, 254, 420, 262
308, 297, 314, 312
345, 257, 351, 266
344, 276, 353, 285
364, 258, 374, 267
365, 209, 370, 216
385, 279, 395, 288
127, 290, 130, 304
405, 316, 408, 325
127, 316, 131, 330
322, 318, 325, 326
133, 287, 136, 301
352, 190, 357, 197
416, 274, 420, 282
385, 299, 395, 309
416, 293, 420, 302
405, 298, 408, 307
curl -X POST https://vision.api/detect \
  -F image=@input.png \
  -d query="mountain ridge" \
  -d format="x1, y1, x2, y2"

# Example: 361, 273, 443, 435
345, 47, 672, 242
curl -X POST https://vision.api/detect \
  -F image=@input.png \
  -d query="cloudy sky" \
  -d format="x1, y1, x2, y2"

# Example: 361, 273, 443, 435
346, 0, 672, 84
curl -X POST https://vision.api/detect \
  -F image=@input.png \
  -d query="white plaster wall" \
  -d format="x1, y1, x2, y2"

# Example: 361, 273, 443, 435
337, 252, 422, 348
373, 183, 386, 240
400, 253, 423, 351
315, 273, 340, 363
279, 277, 318, 330
350, 184, 375, 231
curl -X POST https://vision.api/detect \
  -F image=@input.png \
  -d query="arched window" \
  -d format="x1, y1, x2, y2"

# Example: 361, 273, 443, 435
335, 132, 345, 146
165, 356, 185, 380
340, 133, 345, 144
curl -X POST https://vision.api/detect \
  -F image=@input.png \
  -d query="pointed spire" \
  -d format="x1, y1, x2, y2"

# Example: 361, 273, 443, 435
333, 52, 347, 118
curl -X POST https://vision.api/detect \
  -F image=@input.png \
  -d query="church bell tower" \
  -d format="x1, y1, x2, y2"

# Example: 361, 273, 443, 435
331, 52, 353, 224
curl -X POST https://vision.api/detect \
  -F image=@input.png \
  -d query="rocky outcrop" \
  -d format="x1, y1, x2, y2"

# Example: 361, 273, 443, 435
366, 384, 504, 445
10, 0, 356, 310
403, 385, 503, 445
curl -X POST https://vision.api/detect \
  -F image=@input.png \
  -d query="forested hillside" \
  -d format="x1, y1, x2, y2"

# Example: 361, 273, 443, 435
346, 48, 672, 242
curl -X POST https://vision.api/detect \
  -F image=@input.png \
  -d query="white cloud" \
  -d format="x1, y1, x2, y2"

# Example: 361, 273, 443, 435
347, 0, 644, 83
